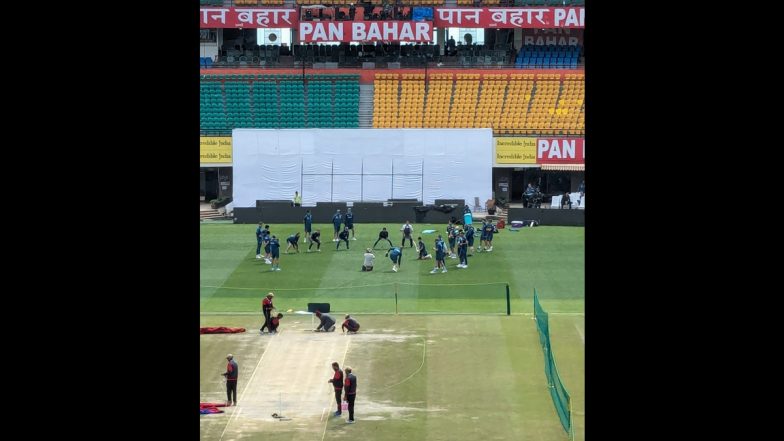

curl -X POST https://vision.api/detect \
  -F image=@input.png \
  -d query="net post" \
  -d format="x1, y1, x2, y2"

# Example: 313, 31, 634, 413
506, 283, 511, 315
394, 283, 399, 315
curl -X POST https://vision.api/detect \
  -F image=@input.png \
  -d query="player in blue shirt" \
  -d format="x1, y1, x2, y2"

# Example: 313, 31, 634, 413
255, 221, 265, 259
285, 232, 300, 254
456, 230, 468, 268
303, 210, 313, 245
465, 224, 476, 254
385, 246, 402, 272
483, 221, 495, 252
345, 207, 356, 240
269, 235, 281, 271
262, 225, 272, 264
447, 225, 458, 259
478, 219, 488, 252
332, 209, 343, 242
430, 235, 447, 274
336, 226, 350, 250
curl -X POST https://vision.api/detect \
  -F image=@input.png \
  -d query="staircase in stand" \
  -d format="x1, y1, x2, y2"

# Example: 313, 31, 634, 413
359, 84, 374, 128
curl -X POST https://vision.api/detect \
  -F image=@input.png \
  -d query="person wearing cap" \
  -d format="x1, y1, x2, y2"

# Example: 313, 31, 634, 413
327, 362, 344, 417
222, 354, 239, 406
343, 366, 357, 423
361, 248, 375, 271
314, 310, 336, 332
332, 209, 343, 242
456, 230, 468, 268
268, 313, 283, 334
342, 314, 360, 333
260, 292, 275, 333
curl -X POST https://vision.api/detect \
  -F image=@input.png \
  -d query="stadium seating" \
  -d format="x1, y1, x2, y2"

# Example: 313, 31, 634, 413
516, 45, 582, 70
371, 72, 584, 135
199, 74, 360, 134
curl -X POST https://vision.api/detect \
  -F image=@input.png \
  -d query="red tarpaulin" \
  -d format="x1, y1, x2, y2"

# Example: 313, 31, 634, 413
200, 327, 246, 334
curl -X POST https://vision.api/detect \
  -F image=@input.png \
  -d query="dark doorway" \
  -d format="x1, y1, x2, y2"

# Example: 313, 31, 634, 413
204, 169, 219, 201
511, 170, 525, 201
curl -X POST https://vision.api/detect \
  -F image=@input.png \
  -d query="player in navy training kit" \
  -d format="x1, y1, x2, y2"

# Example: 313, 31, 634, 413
465, 224, 476, 254
269, 236, 281, 271
373, 227, 394, 249
255, 222, 265, 259
431, 236, 447, 274
332, 210, 343, 242
416, 237, 432, 260
457, 231, 468, 268
285, 232, 300, 253
303, 210, 313, 244
345, 207, 356, 240
337, 226, 350, 250
308, 229, 321, 252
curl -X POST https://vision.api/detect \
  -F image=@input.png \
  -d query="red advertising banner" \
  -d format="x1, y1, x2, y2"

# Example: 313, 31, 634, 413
434, 7, 584, 29
200, 8, 298, 29
300, 21, 434, 43
537, 138, 584, 164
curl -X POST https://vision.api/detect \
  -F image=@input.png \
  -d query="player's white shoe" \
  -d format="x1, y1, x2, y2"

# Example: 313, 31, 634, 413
256, 255, 261, 259
392, 265, 398, 272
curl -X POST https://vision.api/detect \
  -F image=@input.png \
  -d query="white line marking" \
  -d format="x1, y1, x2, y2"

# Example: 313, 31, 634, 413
381, 336, 427, 390
200, 312, 585, 316
321, 338, 352, 441
574, 323, 585, 343
218, 329, 276, 441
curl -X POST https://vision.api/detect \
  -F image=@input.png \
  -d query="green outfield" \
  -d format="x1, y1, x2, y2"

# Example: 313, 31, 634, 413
200, 222, 584, 441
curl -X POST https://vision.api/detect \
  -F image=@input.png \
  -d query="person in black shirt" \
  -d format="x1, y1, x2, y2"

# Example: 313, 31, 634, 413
337, 226, 350, 250
373, 227, 393, 249
562, 192, 571, 209
308, 229, 321, 252
416, 237, 432, 260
